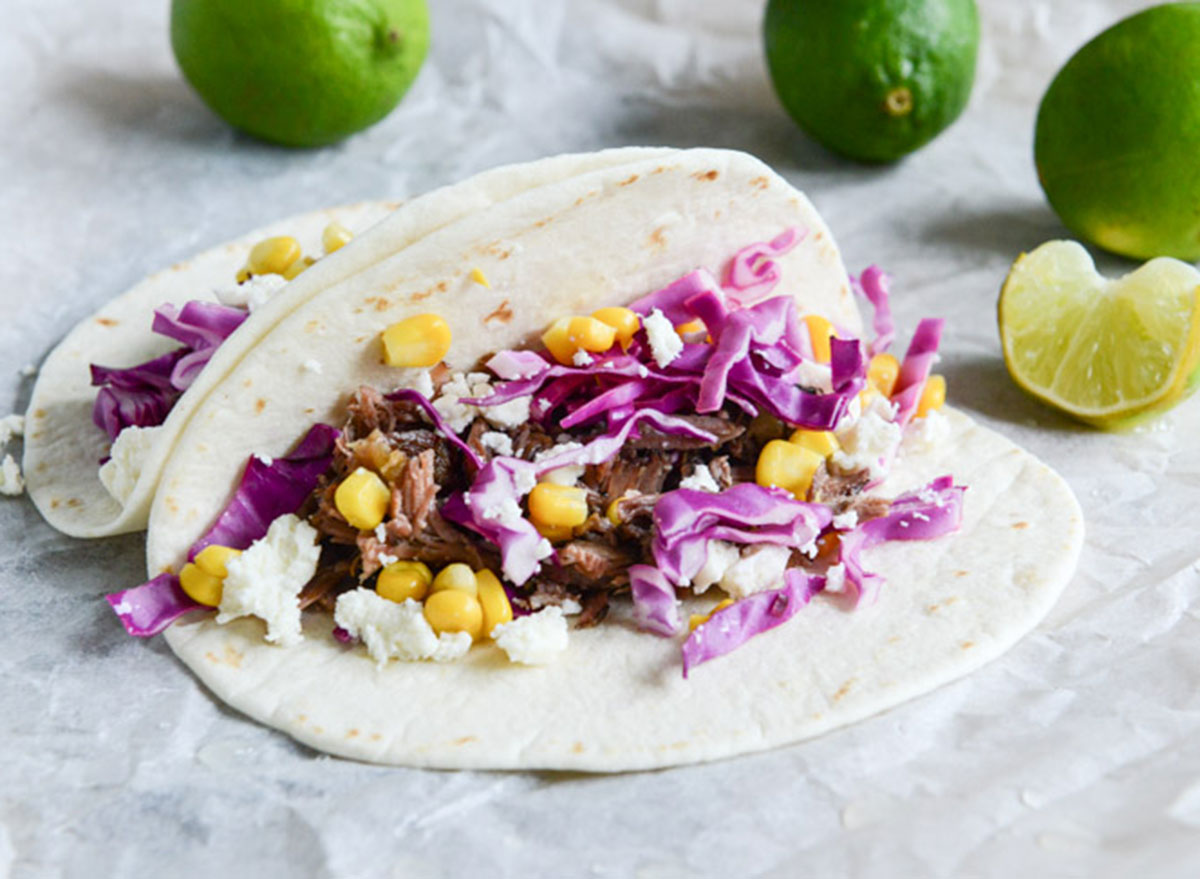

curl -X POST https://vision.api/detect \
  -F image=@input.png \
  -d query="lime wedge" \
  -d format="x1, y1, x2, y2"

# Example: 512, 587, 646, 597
998, 240, 1200, 428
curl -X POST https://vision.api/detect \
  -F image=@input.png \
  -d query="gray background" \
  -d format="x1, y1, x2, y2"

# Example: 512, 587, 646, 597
3, 1, 1198, 876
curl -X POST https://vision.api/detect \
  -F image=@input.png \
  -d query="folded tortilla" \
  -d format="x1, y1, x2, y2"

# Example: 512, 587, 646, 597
24, 147, 677, 538
145, 148, 1082, 770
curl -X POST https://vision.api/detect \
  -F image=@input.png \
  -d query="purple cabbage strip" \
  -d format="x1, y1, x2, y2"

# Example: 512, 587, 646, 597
151, 301, 248, 352
629, 565, 681, 637
723, 227, 803, 306
856, 267, 895, 357
106, 573, 204, 637
891, 318, 944, 427
650, 484, 832, 587
90, 350, 186, 441
836, 476, 965, 606
385, 389, 483, 469
486, 349, 552, 381
681, 569, 823, 677
629, 269, 725, 325
189, 423, 340, 559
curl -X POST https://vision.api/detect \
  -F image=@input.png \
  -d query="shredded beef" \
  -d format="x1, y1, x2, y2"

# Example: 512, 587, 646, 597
558, 541, 634, 580
708, 455, 734, 489
623, 414, 744, 451
575, 590, 610, 628
810, 462, 871, 506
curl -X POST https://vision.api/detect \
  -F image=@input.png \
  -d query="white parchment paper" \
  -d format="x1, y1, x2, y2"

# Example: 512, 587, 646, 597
2, 1, 1198, 876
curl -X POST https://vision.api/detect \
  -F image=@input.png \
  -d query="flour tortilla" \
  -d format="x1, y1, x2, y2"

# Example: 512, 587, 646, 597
146, 147, 1082, 770
25, 147, 677, 538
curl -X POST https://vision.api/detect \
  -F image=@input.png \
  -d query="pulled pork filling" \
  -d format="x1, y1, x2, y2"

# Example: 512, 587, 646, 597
299, 385, 883, 626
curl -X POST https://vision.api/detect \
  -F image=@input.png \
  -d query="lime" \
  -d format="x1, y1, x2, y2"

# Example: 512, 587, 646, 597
171, 0, 429, 148
763, 0, 979, 163
998, 240, 1200, 428
1036, 4, 1200, 261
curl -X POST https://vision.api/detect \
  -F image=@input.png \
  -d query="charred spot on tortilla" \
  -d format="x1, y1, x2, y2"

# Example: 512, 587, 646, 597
483, 300, 513, 325
95, 317, 118, 327
750, 176, 769, 191
255, 398, 266, 413
694, 169, 719, 181
619, 174, 639, 186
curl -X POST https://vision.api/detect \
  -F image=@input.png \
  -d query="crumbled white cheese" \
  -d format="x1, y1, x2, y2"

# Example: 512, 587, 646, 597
432, 373, 477, 431
832, 510, 859, 531
433, 372, 531, 432
866, 392, 899, 421
679, 463, 720, 493
217, 514, 320, 646
535, 538, 554, 561
377, 553, 399, 568
535, 442, 584, 485
836, 395, 863, 431
514, 468, 538, 496
643, 308, 683, 368
301, 358, 323, 375
333, 589, 471, 667
0, 414, 24, 445
832, 409, 902, 482
214, 273, 286, 311
793, 360, 833, 392
824, 563, 847, 594
572, 349, 594, 367
902, 409, 950, 454
492, 607, 569, 665
692, 539, 741, 593
480, 496, 526, 530
480, 431, 514, 457
482, 395, 531, 430
374, 523, 388, 542
395, 368, 434, 399
98, 425, 163, 504
0, 454, 23, 496
254, 453, 274, 466
529, 594, 583, 615
718, 544, 792, 600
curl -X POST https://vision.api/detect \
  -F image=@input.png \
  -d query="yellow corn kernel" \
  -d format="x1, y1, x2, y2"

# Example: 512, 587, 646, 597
916, 374, 946, 418
381, 313, 452, 368
423, 589, 484, 640
675, 319, 705, 335
605, 491, 636, 525
591, 307, 640, 348
535, 521, 574, 542
334, 467, 390, 531
475, 569, 513, 636
282, 255, 315, 281
788, 429, 839, 459
430, 562, 478, 597
689, 598, 735, 632
376, 560, 432, 603
235, 266, 252, 284
529, 482, 589, 530
567, 316, 617, 353
194, 545, 241, 579
179, 562, 223, 607
541, 317, 576, 365
756, 439, 823, 500
867, 352, 901, 397
248, 236, 302, 276
322, 221, 353, 254
469, 267, 491, 288
803, 314, 835, 364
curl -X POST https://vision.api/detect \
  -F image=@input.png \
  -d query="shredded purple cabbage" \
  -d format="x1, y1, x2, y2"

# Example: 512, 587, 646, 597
91, 301, 248, 440
722, 227, 803, 306
856, 267, 895, 357
630, 565, 682, 636
385, 388, 484, 469
106, 573, 204, 637
682, 570, 822, 676
891, 318, 944, 427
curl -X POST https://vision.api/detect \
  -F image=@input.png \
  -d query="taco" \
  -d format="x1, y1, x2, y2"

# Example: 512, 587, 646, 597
24, 147, 676, 538
110, 148, 1083, 771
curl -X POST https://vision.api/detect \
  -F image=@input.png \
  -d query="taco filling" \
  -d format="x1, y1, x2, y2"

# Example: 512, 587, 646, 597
109, 229, 963, 676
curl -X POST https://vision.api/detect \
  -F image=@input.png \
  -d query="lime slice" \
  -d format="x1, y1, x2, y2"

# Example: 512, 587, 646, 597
998, 240, 1200, 428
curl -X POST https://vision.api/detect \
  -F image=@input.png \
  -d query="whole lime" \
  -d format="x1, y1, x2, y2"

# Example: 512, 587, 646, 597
1035, 3, 1200, 261
763, 0, 979, 163
171, 0, 429, 148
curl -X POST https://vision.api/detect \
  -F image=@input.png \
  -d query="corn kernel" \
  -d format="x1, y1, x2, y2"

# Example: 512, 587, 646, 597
756, 439, 823, 500
689, 599, 734, 631
194, 545, 241, 579
868, 352, 901, 397
430, 562, 478, 597
803, 314, 835, 364
788, 429, 839, 458
605, 491, 636, 525
423, 589, 484, 640
248, 236, 302, 276
322, 221, 353, 254
675, 319, 705, 336
916, 374, 946, 418
469, 267, 491, 288
567, 316, 617, 352
179, 562, 223, 607
535, 521, 574, 542
282, 255, 314, 280
381, 313, 452, 368
334, 467, 390, 531
591, 307, 640, 348
475, 569, 513, 636
542, 317, 577, 365
529, 482, 589, 530
235, 266, 252, 284
376, 560, 432, 603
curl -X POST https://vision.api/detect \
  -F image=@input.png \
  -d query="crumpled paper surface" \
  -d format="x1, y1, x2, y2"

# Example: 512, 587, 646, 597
2, 0, 1198, 876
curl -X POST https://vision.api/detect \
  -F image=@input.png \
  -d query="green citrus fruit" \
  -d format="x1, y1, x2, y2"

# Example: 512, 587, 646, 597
998, 240, 1200, 428
763, 0, 979, 163
1035, 4, 1200, 261
171, 0, 429, 148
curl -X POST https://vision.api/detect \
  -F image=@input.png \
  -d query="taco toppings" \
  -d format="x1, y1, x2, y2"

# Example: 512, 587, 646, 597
110, 229, 963, 675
